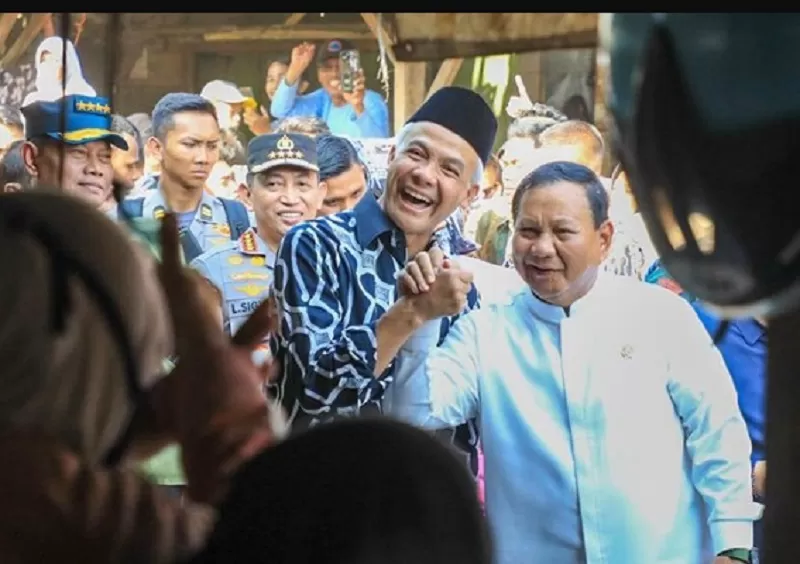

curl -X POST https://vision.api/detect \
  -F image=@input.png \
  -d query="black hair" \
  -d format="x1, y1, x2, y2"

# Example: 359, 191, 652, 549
511, 160, 609, 228
270, 56, 290, 68
0, 140, 33, 190
126, 112, 153, 139
316, 134, 362, 182
562, 95, 591, 122
276, 116, 330, 137
151, 92, 217, 140
0, 104, 24, 132
110, 114, 142, 155
192, 418, 492, 564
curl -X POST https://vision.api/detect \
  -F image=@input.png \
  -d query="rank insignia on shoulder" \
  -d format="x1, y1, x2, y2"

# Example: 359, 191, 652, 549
200, 203, 213, 220
153, 206, 166, 220
240, 230, 258, 253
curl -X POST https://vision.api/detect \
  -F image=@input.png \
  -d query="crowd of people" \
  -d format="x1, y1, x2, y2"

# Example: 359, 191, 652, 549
0, 31, 767, 564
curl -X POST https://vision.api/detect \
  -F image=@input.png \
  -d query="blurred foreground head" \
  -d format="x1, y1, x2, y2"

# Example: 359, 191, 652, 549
0, 191, 172, 465
606, 14, 800, 319
194, 417, 492, 564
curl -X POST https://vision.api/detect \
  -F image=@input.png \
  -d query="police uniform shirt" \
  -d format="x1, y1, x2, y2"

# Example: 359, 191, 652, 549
190, 226, 275, 362
140, 185, 237, 255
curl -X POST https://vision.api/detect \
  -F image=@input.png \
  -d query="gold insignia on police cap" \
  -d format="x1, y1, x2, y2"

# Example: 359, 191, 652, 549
227, 255, 244, 265
200, 203, 213, 220
74, 97, 111, 115
153, 206, 166, 220
276, 135, 295, 151
275, 134, 302, 160
250, 256, 266, 267
235, 283, 268, 297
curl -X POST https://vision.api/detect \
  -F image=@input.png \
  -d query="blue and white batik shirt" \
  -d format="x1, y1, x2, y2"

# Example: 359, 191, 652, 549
271, 192, 481, 475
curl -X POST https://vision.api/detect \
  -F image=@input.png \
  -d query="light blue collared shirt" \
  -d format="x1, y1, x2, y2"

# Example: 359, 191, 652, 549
270, 79, 389, 138
386, 274, 757, 564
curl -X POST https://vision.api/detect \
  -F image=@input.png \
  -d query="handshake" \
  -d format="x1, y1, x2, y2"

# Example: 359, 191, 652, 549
397, 247, 474, 321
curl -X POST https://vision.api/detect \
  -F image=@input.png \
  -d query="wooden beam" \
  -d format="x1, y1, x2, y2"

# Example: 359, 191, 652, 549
42, 13, 56, 38
0, 13, 48, 68
360, 13, 396, 65
0, 13, 20, 54
425, 58, 463, 101
283, 13, 306, 26
393, 62, 427, 133
201, 24, 373, 43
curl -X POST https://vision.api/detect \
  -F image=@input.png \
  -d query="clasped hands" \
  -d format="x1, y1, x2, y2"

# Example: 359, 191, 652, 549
397, 247, 474, 322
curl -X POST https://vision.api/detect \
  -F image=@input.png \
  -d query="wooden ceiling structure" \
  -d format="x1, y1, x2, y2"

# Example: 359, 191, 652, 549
0, 12, 600, 130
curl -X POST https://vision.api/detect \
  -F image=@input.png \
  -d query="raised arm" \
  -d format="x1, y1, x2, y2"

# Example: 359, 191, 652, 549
273, 225, 421, 418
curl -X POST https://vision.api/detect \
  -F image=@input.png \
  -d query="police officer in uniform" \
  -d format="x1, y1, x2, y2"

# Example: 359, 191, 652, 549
191, 132, 325, 353
118, 93, 250, 263
20, 94, 127, 211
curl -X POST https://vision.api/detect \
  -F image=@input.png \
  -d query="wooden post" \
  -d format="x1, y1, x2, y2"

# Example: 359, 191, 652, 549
0, 13, 48, 68
0, 13, 20, 54
425, 58, 463, 101
393, 62, 426, 134
593, 48, 612, 174
359, 13, 396, 65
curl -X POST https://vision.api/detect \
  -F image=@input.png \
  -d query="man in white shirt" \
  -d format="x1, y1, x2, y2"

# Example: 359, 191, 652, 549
387, 161, 758, 564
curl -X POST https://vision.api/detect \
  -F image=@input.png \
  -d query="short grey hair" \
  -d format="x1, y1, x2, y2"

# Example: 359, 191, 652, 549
395, 122, 483, 186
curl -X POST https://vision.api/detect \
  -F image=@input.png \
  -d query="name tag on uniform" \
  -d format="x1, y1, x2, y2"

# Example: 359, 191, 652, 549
229, 298, 262, 317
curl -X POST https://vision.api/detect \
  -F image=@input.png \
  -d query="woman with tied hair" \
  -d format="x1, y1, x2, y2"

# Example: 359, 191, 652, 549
22, 36, 96, 107
0, 191, 286, 563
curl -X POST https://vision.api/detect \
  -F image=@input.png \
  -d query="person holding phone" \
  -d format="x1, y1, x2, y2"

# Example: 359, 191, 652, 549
270, 40, 389, 138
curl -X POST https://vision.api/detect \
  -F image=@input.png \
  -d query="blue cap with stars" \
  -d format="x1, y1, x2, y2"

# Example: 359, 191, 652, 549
247, 133, 318, 174
21, 95, 128, 150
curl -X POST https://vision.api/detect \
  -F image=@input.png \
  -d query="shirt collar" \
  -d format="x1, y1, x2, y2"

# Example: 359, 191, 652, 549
521, 270, 608, 324
354, 192, 396, 248
153, 182, 218, 221
732, 318, 767, 346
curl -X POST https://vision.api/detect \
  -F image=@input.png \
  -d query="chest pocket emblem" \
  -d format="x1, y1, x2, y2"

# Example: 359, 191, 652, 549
250, 256, 266, 267
235, 283, 268, 297
620, 344, 634, 360
228, 255, 244, 266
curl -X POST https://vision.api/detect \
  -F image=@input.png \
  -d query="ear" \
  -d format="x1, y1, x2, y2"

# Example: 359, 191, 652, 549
464, 183, 479, 205
236, 183, 252, 207
147, 136, 163, 166
387, 144, 396, 165
597, 219, 615, 261
319, 179, 329, 196
22, 141, 39, 177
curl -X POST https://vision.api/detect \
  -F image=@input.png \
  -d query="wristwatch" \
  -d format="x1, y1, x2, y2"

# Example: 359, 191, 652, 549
718, 547, 753, 563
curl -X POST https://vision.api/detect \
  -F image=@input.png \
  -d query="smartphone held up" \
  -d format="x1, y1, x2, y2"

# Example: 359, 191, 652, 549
340, 49, 361, 94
